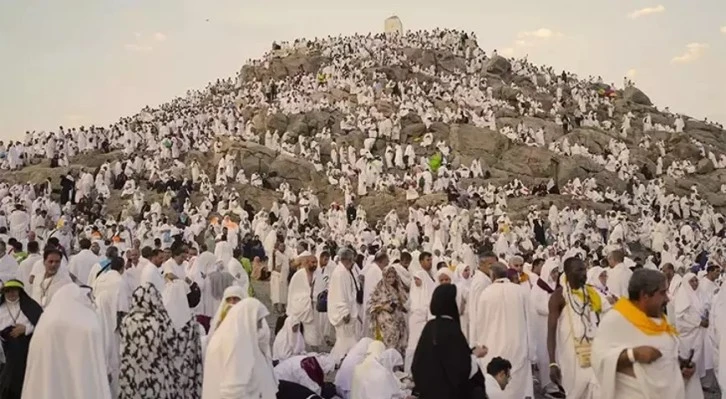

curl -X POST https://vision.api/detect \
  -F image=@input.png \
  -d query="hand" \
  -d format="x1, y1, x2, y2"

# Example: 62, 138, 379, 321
185, 277, 193, 285
633, 346, 662, 364
472, 345, 488, 358
549, 364, 562, 385
343, 314, 351, 324
10, 324, 26, 338
700, 319, 709, 328
607, 295, 617, 305
682, 365, 695, 380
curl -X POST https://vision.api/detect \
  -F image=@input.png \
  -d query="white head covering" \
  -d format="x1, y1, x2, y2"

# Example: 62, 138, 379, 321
674, 272, 704, 318
208, 285, 247, 339
539, 259, 560, 290
314, 354, 337, 374
454, 262, 472, 297
409, 270, 435, 312
454, 263, 471, 284
162, 278, 193, 331
586, 266, 606, 290
435, 267, 454, 286
377, 348, 404, 371
22, 284, 112, 399
272, 316, 306, 362
351, 342, 404, 399
202, 298, 278, 399
335, 337, 374, 393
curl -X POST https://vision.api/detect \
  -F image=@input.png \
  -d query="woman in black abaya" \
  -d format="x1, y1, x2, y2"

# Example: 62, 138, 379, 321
411, 284, 487, 399
0, 280, 43, 399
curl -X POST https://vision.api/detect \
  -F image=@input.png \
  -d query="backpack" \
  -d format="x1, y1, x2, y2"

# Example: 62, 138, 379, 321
186, 282, 201, 308
316, 289, 328, 312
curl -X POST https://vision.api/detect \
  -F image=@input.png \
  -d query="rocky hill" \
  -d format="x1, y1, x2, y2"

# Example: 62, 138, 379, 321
3, 29, 726, 223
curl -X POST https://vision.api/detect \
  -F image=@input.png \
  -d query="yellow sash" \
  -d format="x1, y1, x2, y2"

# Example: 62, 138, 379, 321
571, 285, 602, 314
613, 298, 677, 336
562, 277, 602, 314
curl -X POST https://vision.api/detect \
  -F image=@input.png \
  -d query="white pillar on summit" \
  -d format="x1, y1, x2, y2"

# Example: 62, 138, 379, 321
384, 16, 403, 35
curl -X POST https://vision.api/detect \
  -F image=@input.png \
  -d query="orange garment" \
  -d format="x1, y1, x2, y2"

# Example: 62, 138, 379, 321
613, 298, 677, 336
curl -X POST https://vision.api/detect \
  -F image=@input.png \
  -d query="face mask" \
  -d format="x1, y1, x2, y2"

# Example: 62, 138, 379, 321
257, 322, 270, 352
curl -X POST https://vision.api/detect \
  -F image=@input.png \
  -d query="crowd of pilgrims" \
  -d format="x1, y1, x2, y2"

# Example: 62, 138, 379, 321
0, 28, 725, 399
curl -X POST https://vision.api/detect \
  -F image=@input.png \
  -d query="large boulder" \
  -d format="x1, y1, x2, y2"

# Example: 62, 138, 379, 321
499, 117, 564, 143
668, 135, 702, 161
400, 112, 423, 128
401, 123, 427, 142
688, 129, 726, 153
485, 56, 512, 75
494, 147, 558, 178
402, 48, 437, 70
558, 128, 617, 155
265, 113, 289, 134
286, 114, 311, 137
623, 87, 652, 106
449, 124, 510, 165
437, 52, 467, 74
697, 158, 715, 175
268, 154, 321, 188
686, 119, 724, 135
236, 142, 277, 174
557, 155, 603, 184
240, 52, 328, 82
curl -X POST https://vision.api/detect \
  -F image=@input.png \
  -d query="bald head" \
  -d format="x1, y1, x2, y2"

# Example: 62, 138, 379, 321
490, 262, 508, 280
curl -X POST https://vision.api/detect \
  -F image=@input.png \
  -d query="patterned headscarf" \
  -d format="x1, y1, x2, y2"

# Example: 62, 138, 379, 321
368, 266, 408, 315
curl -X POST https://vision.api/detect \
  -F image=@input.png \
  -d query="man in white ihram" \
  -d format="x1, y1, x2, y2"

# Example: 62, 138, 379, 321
473, 262, 535, 399
328, 248, 362, 362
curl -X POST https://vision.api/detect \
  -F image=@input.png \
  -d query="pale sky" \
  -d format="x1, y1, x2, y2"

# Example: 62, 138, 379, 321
1, 0, 725, 141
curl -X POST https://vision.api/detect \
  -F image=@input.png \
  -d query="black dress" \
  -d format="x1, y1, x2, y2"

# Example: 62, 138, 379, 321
0, 286, 42, 399
412, 284, 486, 399
276, 380, 323, 399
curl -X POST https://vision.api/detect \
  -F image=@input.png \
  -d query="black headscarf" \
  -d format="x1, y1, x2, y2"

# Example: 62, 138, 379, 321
429, 283, 460, 325
0, 280, 43, 398
411, 284, 486, 399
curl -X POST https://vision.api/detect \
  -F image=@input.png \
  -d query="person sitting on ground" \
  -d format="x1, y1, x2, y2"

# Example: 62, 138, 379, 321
484, 357, 513, 399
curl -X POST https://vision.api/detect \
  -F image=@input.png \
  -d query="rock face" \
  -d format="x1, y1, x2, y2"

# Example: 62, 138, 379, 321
4, 30, 726, 224
623, 87, 652, 106
450, 125, 510, 165
697, 158, 715, 175
485, 55, 512, 75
